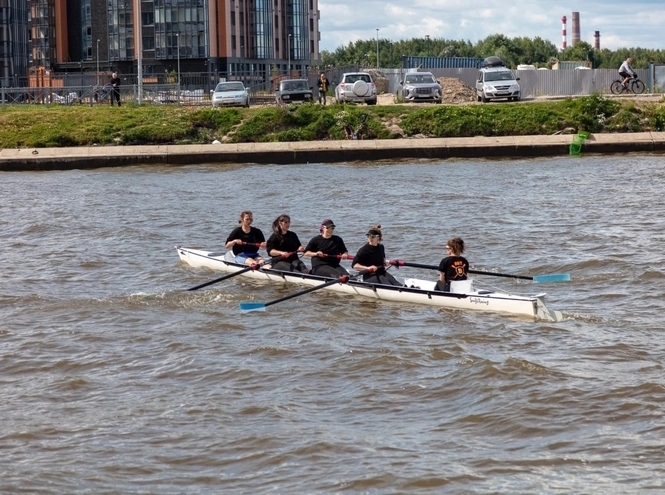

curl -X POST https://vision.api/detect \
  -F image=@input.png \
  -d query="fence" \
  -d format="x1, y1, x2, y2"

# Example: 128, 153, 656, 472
381, 68, 654, 97
1, 67, 660, 107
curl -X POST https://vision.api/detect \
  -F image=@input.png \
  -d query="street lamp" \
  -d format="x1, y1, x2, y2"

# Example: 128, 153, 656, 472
425, 34, 430, 58
376, 29, 379, 68
288, 34, 292, 75
96, 39, 100, 86
176, 33, 180, 87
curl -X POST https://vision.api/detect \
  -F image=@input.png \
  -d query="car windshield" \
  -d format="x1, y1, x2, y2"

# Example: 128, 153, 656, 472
344, 74, 371, 83
281, 80, 309, 91
215, 82, 245, 92
485, 71, 514, 82
405, 74, 436, 84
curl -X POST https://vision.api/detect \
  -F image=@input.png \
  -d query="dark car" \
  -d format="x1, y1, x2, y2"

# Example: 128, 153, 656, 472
275, 79, 314, 104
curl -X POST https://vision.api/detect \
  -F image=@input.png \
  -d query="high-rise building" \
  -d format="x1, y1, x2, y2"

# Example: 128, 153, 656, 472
19, 0, 320, 84
1, 0, 30, 86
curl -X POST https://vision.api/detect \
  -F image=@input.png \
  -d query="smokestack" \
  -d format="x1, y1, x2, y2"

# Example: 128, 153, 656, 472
572, 12, 580, 46
594, 31, 600, 51
561, 16, 567, 50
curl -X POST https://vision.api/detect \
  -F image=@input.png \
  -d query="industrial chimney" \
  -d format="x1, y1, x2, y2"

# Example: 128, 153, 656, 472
561, 16, 567, 50
572, 12, 581, 46
594, 31, 600, 50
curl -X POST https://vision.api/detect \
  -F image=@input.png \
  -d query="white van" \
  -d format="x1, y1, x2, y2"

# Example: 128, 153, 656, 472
476, 66, 521, 103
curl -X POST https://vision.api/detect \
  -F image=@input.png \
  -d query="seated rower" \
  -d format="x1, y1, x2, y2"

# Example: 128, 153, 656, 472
351, 225, 402, 286
225, 210, 268, 267
304, 219, 349, 277
266, 214, 308, 273
435, 237, 469, 292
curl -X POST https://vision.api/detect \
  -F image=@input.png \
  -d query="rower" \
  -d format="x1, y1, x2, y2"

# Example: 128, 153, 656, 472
435, 237, 469, 292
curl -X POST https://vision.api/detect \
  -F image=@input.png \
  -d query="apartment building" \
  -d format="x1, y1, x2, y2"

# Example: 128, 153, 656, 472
1, 0, 320, 86
0, 0, 30, 87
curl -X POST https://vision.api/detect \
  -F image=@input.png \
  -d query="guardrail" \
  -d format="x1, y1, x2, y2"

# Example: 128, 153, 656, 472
0, 84, 284, 107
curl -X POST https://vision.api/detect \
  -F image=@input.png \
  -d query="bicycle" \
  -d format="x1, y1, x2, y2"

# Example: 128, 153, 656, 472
93, 84, 112, 103
610, 75, 645, 95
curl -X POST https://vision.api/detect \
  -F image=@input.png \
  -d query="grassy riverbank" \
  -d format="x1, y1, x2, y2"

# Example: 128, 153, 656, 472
2, 95, 664, 148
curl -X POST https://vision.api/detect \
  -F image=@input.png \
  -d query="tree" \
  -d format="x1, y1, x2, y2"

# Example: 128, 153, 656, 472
320, 35, 665, 70
561, 41, 594, 64
475, 34, 522, 67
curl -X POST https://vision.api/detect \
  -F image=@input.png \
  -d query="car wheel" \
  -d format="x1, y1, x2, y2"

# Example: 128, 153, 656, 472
481, 93, 488, 103
366, 98, 377, 105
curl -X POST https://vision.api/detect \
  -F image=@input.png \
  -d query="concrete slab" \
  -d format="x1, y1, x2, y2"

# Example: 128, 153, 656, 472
1, 133, 665, 171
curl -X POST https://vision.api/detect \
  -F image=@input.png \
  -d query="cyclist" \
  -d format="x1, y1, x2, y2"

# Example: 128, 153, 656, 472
619, 57, 636, 90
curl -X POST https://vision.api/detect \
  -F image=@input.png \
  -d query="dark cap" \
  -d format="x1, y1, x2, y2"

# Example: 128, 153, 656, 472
321, 219, 335, 228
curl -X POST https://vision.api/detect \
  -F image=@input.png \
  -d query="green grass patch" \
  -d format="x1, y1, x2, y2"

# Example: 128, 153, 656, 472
0, 96, 661, 148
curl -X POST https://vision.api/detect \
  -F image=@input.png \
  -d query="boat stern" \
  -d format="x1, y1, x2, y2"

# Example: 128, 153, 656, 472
534, 297, 564, 322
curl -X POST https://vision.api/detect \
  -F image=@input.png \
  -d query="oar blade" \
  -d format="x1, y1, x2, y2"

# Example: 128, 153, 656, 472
239, 302, 266, 313
533, 273, 571, 283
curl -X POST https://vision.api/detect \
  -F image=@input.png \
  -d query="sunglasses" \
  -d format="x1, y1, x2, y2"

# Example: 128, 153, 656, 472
324, 225, 335, 230
366, 234, 379, 238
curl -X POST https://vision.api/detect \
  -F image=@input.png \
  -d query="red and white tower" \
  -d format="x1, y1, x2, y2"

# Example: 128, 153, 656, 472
561, 15, 567, 50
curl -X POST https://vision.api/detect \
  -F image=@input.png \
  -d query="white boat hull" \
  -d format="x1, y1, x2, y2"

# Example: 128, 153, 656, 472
176, 247, 563, 322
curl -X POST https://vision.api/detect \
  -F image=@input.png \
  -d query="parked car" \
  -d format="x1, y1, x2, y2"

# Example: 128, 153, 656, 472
275, 79, 314, 104
335, 72, 377, 105
395, 72, 442, 103
475, 66, 521, 103
211, 81, 249, 108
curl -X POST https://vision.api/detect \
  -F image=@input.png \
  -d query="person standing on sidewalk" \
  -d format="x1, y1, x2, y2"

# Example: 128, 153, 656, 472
110, 72, 122, 106
317, 73, 329, 105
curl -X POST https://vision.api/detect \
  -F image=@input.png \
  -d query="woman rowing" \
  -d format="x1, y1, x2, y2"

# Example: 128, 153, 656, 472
225, 210, 267, 266
435, 237, 469, 291
304, 219, 349, 277
351, 225, 402, 286
266, 214, 308, 273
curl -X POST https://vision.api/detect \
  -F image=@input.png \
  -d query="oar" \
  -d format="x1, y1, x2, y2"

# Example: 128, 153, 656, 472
187, 252, 292, 291
239, 268, 372, 313
320, 253, 354, 261
389, 260, 570, 283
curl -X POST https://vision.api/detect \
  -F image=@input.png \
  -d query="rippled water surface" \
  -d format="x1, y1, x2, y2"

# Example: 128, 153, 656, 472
2, 155, 665, 493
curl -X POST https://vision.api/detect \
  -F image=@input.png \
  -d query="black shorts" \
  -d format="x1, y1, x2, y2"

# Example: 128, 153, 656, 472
619, 71, 632, 79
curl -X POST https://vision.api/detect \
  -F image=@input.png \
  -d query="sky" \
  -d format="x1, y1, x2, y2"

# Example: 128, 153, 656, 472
317, 0, 665, 53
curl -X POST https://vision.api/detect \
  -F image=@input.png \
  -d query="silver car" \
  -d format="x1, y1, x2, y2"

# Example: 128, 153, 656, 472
211, 81, 249, 108
475, 67, 521, 102
395, 72, 442, 103
335, 72, 377, 105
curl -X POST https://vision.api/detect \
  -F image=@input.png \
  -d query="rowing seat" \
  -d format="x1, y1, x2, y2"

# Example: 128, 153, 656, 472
450, 279, 473, 294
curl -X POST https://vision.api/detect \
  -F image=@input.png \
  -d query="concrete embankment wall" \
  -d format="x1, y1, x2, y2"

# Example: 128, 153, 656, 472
2, 133, 665, 171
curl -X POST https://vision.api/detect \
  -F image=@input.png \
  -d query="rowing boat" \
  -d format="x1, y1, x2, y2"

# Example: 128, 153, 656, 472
176, 246, 564, 322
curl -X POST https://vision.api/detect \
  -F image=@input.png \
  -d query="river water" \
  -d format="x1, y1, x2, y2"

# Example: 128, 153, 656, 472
2, 154, 664, 493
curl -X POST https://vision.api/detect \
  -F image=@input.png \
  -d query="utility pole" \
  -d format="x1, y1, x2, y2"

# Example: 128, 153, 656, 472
96, 39, 100, 86
176, 33, 180, 88
288, 34, 292, 75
